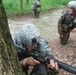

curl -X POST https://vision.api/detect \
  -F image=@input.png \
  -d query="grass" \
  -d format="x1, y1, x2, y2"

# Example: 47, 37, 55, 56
3, 0, 70, 15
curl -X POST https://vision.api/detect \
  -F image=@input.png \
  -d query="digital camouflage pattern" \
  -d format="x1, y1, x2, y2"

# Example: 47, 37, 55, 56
58, 9, 76, 45
68, 1, 76, 9
19, 24, 40, 46
14, 24, 53, 56
13, 24, 59, 75
31, 0, 41, 11
31, 0, 41, 17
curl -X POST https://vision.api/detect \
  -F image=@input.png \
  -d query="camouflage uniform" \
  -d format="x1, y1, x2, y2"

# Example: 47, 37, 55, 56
31, 0, 41, 17
13, 24, 58, 75
58, 1, 76, 45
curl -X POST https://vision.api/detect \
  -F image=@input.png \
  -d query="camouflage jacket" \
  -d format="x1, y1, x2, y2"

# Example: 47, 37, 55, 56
58, 10, 76, 34
31, 0, 41, 10
13, 34, 53, 61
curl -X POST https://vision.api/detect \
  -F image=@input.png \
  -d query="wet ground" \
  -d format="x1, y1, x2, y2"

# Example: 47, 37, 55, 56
8, 8, 76, 75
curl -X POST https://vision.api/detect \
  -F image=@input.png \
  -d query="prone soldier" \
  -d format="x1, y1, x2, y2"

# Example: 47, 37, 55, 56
13, 24, 59, 75
13, 24, 76, 75
58, 1, 76, 45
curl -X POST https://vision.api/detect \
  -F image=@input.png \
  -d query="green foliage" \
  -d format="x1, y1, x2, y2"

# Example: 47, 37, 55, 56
3, 0, 70, 15
41, 0, 70, 11
3, 0, 20, 14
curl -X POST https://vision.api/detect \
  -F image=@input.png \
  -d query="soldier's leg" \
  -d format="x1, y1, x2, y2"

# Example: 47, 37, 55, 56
58, 19, 70, 45
33, 10, 36, 16
35, 9, 40, 17
60, 33, 70, 45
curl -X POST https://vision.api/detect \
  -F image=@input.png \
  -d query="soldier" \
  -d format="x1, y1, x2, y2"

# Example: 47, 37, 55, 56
31, 0, 41, 17
13, 24, 59, 75
58, 1, 76, 45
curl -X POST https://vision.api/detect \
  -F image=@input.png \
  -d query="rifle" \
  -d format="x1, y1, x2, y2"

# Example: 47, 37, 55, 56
15, 45, 76, 74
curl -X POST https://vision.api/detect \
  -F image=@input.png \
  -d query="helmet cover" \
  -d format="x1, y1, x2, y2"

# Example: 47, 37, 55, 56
19, 24, 40, 46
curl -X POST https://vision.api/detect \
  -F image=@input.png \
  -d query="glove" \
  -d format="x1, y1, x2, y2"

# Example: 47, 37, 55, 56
21, 57, 40, 66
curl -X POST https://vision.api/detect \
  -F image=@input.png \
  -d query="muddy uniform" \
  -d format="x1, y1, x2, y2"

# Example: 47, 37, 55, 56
58, 10, 76, 45
13, 34, 58, 75
31, 0, 41, 17
13, 24, 58, 75
13, 34, 53, 60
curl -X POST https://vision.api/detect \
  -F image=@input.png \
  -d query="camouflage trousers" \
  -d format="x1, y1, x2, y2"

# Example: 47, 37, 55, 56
58, 23, 70, 45
59, 33, 70, 45
33, 9, 40, 17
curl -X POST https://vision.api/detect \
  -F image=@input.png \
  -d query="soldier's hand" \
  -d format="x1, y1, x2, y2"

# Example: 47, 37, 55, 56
21, 57, 40, 66
72, 28, 76, 32
47, 59, 59, 71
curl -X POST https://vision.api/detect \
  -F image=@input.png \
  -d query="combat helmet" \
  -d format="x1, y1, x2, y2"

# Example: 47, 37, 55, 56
68, 1, 76, 10
19, 24, 40, 46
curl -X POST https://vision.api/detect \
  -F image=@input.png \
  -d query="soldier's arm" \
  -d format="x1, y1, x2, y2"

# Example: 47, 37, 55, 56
58, 16, 63, 35
38, 38, 59, 71
13, 34, 22, 46
58, 11, 66, 34
38, 38, 53, 56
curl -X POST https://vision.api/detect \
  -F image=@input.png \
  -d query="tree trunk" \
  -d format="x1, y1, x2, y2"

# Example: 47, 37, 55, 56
20, 0, 23, 14
26, 0, 29, 4
0, 0, 23, 75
